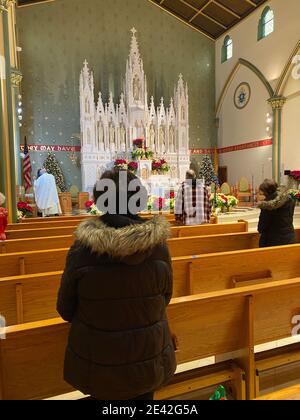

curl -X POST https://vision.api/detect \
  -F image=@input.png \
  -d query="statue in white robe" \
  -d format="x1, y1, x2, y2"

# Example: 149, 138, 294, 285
34, 169, 61, 217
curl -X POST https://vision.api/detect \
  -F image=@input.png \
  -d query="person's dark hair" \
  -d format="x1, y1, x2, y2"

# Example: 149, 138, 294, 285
37, 169, 43, 178
259, 179, 278, 198
186, 170, 196, 180
93, 169, 147, 215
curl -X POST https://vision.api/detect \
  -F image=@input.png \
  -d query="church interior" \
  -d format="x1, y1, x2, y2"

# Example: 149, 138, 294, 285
0, 0, 300, 401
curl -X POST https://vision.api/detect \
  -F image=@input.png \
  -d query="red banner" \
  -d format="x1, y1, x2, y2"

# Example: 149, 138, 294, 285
190, 138, 273, 155
20, 138, 273, 155
20, 145, 81, 152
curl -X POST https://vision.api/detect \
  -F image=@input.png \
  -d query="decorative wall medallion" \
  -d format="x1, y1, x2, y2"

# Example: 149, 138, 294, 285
234, 82, 251, 109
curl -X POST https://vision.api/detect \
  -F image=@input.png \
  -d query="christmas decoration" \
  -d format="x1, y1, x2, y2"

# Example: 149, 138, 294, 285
44, 153, 67, 192
199, 155, 219, 187
209, 385, 227, 400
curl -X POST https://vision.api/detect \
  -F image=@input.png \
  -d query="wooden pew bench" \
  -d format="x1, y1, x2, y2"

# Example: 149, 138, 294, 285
1, 244, 300, 301
2, 278, 300, 400
0, 230, 258, 255
255, 384, 300, 400
5, 220, 248, 240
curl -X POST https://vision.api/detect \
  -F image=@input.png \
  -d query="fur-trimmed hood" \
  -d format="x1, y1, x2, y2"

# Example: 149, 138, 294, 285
75, 215, 171, 259
257, 188, 290, 211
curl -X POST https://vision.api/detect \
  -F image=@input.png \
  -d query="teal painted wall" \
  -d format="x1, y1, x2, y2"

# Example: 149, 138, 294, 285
17, 0, 216, 190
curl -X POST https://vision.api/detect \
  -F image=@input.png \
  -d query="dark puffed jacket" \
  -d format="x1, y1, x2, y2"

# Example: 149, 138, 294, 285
258, 189, 296, 248
57, 214, 176, 400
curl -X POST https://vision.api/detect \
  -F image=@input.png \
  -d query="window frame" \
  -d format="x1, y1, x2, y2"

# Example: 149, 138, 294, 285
222, 35, 233, 63
258, 6, 274, 41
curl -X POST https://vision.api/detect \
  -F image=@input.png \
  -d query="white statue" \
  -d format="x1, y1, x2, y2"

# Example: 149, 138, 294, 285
169, 125, 175, 152
149, 124, 155, 149
109, 123, 115, 150
120, 124, 126, 148
133, 75, 141, 101
98, 122, 104, 151
159, 126, 166, 152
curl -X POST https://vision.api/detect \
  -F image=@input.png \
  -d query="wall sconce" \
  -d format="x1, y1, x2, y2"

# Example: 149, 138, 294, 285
17, 94, 23, 127
266, 113, 273, 136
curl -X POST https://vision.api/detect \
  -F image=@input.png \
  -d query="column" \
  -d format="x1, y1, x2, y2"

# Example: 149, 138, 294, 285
268, 96, 286, 184
0, 0, 22, 222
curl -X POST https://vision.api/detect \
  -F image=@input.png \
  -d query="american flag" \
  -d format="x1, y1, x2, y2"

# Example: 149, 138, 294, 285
23, 137, 32, 192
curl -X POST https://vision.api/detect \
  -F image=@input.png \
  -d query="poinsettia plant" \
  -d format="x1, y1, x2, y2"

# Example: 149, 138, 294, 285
290, 171, 300, 181
152, 159, 170, 174
114, 159, 128, 170
133, 138, 145, 149
128, 161, 138, 173
17, 201, 33, 219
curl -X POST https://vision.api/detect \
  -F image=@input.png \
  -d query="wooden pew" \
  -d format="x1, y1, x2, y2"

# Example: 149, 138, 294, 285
19, 215, 92, 223
6, 220, 90, 231
11, 213, 175, 229
5, 220, 248, 240
2, 227, 300, 256
255, 384, 300, 400
1, 244, 300, 297
171, 220, 248, 238
2, 278, 300, 400
0, 272, 61, 325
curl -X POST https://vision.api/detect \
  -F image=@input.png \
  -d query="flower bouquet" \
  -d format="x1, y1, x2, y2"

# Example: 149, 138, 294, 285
133, 138, 145, 149
214, 194, 238, 212
152, 159, 170, 175
17, 201, 33, 219
128, 161, 138, 174
290, 171, 300, 182
114, 159, 128, 170
131, 147, 154, 161
85, 200, 102, 215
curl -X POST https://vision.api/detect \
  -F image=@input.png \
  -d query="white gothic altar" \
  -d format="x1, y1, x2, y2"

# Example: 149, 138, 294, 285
80, 28, 190, 194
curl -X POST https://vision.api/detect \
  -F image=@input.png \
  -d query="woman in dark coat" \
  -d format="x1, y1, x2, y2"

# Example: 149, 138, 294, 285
257, 179, 296, 248
57, 170, 176, 400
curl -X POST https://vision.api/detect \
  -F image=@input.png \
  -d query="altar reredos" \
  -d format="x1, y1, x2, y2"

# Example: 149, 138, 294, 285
80, 28, 190, 193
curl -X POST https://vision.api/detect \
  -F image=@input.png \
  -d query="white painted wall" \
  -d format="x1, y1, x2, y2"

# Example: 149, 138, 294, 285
216, 0, 300, 186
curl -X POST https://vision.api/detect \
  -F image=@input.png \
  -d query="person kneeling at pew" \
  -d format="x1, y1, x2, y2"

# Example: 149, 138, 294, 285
257, 179, 296, 247
57, 169, 176, 400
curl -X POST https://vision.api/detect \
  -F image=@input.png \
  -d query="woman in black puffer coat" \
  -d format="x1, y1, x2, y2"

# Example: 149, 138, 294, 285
57, 170, 176, 400
257, 179, 296, 248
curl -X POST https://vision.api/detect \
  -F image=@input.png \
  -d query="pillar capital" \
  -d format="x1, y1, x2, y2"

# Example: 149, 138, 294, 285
268, 96, 286, 110
0, 1, 15, 13
10, 69, 22, 87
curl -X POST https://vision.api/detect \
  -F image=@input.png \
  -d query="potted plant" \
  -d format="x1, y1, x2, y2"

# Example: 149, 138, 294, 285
17, 201, 33, 220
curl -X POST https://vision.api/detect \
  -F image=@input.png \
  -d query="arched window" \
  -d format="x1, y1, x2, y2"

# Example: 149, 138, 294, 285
258, 7, 274, 40
221, 36, 233, 63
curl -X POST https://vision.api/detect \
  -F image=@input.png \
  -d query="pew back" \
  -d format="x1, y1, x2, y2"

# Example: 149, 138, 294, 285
5, 220, 248, 240
1, 278, 300, 400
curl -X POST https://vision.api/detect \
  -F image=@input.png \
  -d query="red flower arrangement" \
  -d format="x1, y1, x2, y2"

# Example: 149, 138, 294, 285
114, 159, 128, 170
152, 159, 170, 174
85, 200, 94, 209
128, 161, 138, 173
17, 201, 33, 219
133, 139, 145, 149
290, 171, 300, 181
